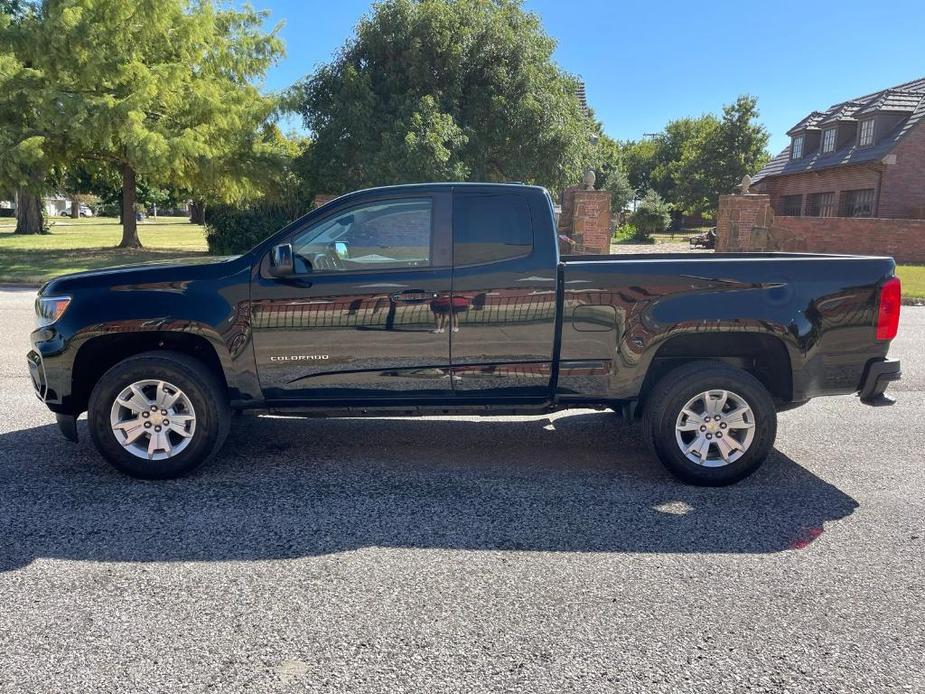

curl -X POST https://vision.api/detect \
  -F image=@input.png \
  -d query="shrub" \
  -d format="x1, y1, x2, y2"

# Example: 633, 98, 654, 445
205, 199, 313, 255
628, 190, 671, 242
614, 222, 653, 244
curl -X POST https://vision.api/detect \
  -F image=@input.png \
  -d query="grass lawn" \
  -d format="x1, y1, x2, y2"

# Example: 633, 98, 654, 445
0, 216, 208, 284
897, 265, 925, 299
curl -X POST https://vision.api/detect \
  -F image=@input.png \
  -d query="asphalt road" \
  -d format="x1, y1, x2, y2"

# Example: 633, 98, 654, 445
1, 288, 923, 693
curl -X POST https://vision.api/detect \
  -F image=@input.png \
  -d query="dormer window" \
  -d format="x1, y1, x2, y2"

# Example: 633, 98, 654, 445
859, 119, 875, 147
822, 128, 836, 153
791, 135, 804, 160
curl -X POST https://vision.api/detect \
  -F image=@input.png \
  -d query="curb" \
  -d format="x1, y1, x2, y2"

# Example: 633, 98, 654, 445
902, 297, 924, 306
0, 283, 41, 290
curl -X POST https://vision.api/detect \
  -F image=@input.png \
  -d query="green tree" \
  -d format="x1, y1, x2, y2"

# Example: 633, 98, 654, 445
0, 0, 50, 234
186, 122, 304, 225
621, 96, 770, 216
0, 0, 284, 247
629, 190, 671, 241
592, 133, 634, 211
621, 137, 659, 200
652, 116, 717, 203
696, 95, 770, 210
292, 0, 594, 194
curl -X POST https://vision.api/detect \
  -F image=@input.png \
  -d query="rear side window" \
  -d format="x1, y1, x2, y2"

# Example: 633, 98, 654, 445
453, 193, 533, 265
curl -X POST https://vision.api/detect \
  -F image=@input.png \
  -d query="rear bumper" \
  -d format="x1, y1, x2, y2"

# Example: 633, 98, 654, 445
859, 358, 901, 405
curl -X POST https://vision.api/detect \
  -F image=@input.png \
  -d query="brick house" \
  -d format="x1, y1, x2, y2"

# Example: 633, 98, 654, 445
750, 77, 925, 220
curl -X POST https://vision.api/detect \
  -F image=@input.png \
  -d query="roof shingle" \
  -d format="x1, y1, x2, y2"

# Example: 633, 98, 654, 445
754, 77, 925, 183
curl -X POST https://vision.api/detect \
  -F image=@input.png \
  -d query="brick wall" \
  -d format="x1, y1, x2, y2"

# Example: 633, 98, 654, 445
571, 191, 612, 254
879, 120, 925, 219
558, 187, 612, 254
766, 216, 925, 262
758, 165, 881, 217
715, 194, 774, 252
557, 185, 581, 232
717, 193, 925, 262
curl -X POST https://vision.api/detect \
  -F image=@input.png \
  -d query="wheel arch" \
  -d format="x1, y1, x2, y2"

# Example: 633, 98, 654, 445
638, 332, 793, 410
71, 330, 229, 414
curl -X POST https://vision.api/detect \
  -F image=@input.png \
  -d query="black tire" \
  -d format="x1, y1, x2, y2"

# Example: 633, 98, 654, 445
642, 360, 777, 486
88, 351, 230, 479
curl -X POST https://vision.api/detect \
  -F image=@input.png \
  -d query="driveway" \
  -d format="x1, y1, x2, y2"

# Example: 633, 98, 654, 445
0, 288, 923, 692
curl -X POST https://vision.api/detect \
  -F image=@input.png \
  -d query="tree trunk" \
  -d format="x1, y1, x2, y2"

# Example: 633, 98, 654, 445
14, 189, 44, 234
189, 200, 206, 225
71, 199, 80, 219
119, 163, 141, 249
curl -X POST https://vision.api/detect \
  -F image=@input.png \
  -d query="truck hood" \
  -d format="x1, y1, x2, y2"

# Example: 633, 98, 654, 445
39, 255, 247, 295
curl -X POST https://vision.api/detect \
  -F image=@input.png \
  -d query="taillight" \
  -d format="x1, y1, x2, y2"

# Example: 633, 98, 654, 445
876, 277, 901, 341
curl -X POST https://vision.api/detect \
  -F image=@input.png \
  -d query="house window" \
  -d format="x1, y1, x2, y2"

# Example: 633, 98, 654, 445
791, 135, 804, 160
807, 192, 836, 218
859, 119, 875, 147
843, 189, 876, 218
822, 128, 836, 153
780, 194, 803, 216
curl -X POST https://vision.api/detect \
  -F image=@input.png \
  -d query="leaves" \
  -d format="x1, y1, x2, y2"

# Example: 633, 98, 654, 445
0, 0, 285, 201
618, 96, 770, 215
629, 190, 671, 239
291, 0, 594, 195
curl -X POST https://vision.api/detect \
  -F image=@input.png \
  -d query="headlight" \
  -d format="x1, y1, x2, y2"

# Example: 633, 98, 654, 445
35, 295, 71, 328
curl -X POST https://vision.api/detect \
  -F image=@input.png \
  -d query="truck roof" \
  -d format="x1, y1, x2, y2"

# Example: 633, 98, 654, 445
336, 182, 549, 197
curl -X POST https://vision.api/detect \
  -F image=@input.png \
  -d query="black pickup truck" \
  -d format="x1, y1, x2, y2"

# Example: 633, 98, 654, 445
28, 183, 902, 485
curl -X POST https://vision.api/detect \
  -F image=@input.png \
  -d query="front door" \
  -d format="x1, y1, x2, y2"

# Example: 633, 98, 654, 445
250, 193, 454, 403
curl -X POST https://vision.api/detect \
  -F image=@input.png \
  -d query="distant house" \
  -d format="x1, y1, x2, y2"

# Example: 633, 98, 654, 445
0, 193, 80, 217
43, 194, 71, 217
751, 77, 925, 220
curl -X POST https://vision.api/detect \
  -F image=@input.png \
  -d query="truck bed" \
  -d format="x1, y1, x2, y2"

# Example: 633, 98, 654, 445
557, 251, 896, 403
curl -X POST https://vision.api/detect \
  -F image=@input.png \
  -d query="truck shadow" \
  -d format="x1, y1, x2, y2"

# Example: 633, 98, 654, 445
0, 411, 858, 571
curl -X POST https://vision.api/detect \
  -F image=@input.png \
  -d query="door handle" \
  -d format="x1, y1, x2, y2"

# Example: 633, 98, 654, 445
389, 289, 436, 303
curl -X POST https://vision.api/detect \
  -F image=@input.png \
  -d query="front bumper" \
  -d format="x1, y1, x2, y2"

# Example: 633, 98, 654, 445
29, 348, 79, 442
859, 358, 901, 405
27, 349, 46, 400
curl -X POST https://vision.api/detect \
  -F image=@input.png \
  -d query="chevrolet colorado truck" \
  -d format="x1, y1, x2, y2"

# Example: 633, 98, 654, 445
28, 183, 902, 485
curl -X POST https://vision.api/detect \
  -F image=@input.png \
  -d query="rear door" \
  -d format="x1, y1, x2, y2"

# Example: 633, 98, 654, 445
448, 190, 558, 399
250, 192, 454, 403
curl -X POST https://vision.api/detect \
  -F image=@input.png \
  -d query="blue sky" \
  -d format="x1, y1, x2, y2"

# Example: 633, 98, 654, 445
260, 0, 925, 154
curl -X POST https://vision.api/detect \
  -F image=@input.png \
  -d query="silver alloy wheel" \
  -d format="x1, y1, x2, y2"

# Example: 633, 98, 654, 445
674, 389, 756, 467
109, 380, 197, 461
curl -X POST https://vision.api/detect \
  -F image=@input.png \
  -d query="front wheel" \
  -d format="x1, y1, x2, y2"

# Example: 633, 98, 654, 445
642, 360, 777, 486
88, 351, 230, 479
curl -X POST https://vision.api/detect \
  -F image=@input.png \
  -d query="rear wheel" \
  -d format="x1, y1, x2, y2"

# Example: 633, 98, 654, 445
642, 360, 777, 486
88, 351, 230, 479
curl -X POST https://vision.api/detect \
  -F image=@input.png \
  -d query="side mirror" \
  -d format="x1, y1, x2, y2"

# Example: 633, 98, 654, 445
269, 243, 295, 277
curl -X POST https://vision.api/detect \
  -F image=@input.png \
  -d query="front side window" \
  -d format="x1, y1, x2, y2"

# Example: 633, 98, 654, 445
822, 128, 836, 153
859, 119, 875, 147
806, 192, 836, 218
791, 135, 804, 160
843, 189, 876, 217
453, 193, 533, 265
291, 198, 433, 272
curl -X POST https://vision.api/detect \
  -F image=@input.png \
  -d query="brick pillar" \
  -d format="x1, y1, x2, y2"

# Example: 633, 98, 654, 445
716, 194, 773, 252
558, 187, 612, 254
